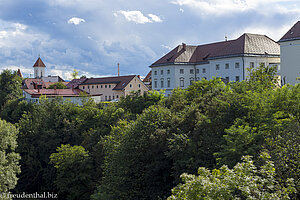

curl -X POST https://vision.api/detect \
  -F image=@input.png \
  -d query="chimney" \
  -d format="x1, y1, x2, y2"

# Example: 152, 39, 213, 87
225, 35, 228, 41
137, 75, 140, 79
118, 63, 120, 76
182, 43, 186, 51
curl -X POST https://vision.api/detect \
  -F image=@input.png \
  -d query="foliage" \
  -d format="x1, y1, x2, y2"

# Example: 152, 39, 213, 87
1, 100, 33, 124
93, 106, 174, 200
0, 69, 22, 110
0, 119, 21, 194
168, 153, 296, 200
48, 82, 67, 89
118, 90, 165, 117
50, 144, 94, 200
71, 69, 79, 79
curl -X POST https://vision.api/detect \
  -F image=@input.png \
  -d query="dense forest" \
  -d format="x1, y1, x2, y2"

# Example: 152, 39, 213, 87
0, 65, 299, 200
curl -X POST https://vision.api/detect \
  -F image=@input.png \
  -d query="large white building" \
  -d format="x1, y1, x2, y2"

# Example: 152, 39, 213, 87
150, 33, 280, 95
278, 21, 300, 85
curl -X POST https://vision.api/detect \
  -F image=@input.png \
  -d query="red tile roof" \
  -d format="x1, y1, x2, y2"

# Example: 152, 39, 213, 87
22, 78, 43, 89
24, 88, 87, 98
143, 71, 152, 82
152, 33, 279, 66
66, 78, 87, 89
80, 75, 136, 90
33, 57, 46, 68
279, 21, 300, 42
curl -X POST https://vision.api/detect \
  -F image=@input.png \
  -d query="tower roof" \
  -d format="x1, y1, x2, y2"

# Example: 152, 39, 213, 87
279, 21, 300, 42
33, 57, 46, 68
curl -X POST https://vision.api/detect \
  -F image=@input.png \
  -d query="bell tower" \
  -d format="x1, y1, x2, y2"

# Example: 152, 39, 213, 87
33, 57, 46, 78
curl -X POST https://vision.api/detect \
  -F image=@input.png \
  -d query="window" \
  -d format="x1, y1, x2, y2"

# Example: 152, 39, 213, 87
88, 86, 89, 89
97, 85, 98, 88
225, 77, 229, 82
190, 77, 194, 85
105, 96, 107, 100
113, 96, 115, 99
216, 64, 220, 70
250, 62, 255, 68
235, 76, 240, 82
83, 86, 85, 89
180, 69, 184, 74
196, 69, 200, 74
138, 84, 141, 88
167, 78, 170, 87
154, 79, 157, 88
101, 85, 103, 88
202, 68, 206, 73
105, 85, 107, 88
130, 84, 132, 88
167, 69, 170, 74
116, 95, 119, 98
235, 63, 240, 69
154, 71, 157, 75
161, 70, 163, 75
161, 79, 164, 88
92, 85, 94, 89
225, 63, 229, 69
190, 69, 194, 74
180, 78, 184, 87
109, 85, 111, 88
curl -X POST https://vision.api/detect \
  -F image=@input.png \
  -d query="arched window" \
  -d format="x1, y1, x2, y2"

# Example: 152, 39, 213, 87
180, 77, 184, 87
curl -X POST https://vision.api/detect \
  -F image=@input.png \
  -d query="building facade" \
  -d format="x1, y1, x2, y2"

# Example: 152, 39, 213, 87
78, 75, 149, 101
278, 21, 300, 85
150, 33, 280, 95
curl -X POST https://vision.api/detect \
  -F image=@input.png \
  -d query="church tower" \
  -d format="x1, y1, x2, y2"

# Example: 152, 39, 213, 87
33, 57, 46, 78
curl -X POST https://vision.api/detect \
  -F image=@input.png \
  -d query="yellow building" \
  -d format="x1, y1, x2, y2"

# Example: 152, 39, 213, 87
78, 75, 149, 101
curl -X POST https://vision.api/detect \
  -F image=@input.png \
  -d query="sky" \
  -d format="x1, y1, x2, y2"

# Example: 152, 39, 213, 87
0, 0, 300, 80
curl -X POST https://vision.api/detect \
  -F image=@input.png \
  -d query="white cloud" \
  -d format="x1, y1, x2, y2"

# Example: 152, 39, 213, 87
115, 10, 162, 24
67, 17, 86, 25
171, 0, 300, 16
148, 14, 163, 23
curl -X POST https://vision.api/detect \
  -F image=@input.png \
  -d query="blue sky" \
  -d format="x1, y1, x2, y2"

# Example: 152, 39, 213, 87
0, 0, 299, 80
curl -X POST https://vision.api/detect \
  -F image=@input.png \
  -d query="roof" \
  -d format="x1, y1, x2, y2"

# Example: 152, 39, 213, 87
66, 78, 87, 89
143, 71, 152, 82
279, 21, 300, 42
151, 33, 280, 66
80, 75, 136, 90
24, 88, 94, 98
17, 69, 23, 78
22, 78, 43, 89
33, 57, 46, 68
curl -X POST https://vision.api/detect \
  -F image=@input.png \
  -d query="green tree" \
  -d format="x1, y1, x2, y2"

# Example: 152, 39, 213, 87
0, 69, 22, 110
71, 69, 79, 79
168, 153, 296, 200
48, 82, 67, 89
0, 119, 21, 194
94, 106, 175, 200
50, 144, 94, 200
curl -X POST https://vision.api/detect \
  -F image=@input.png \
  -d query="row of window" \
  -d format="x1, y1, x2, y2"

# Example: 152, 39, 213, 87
104, 95, 119, 101
153, 62, 267, 76
82, 84, 140, 90
154, 76, 241, 88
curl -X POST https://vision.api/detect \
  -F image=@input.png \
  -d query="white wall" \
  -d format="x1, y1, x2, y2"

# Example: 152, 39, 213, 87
151, 56, 280, 95
280, 40, 300, 85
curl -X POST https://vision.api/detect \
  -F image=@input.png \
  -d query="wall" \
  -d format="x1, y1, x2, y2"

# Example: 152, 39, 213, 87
151, 55, 280, 95
280, 40, 300, 85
